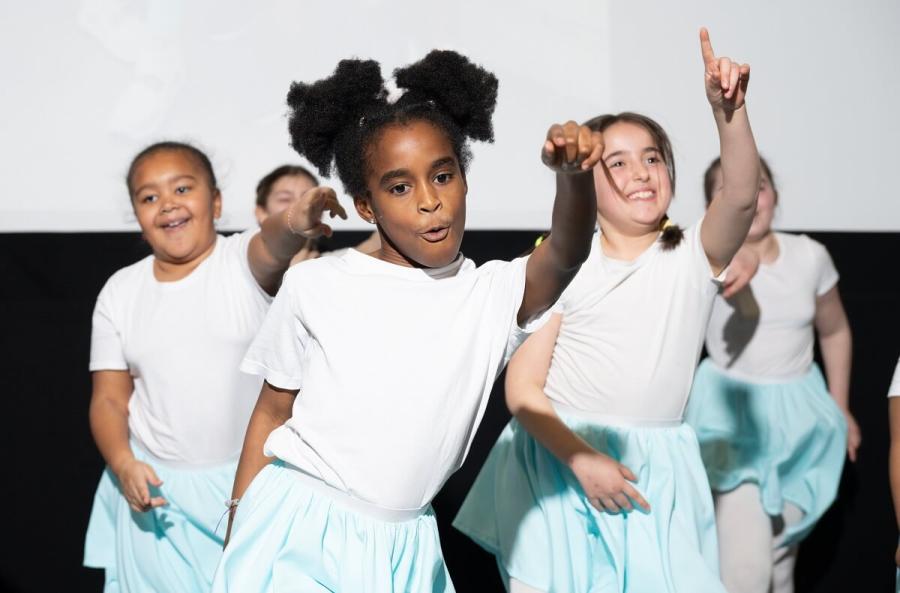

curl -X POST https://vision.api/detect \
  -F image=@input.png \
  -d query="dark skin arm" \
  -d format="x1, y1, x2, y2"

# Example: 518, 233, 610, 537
519, 122, 604, 325
223, 381, 297, 546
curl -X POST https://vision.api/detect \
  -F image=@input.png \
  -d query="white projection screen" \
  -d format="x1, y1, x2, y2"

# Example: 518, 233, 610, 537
1, 0, 898, 232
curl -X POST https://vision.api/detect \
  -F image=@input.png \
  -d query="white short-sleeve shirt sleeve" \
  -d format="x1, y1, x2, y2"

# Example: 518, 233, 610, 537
889, 357, 900, 398
89, 279, 128, 372
810, 238, 840, 296
226, 228, 274, 303
240, 270, 309, 390
502, 255, 555, 361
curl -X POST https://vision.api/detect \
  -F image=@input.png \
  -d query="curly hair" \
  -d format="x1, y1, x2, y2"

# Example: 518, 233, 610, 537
286, 50, 498, 198
584, 112, 684, 251
255, 164, 319, 208
126, 141, 217, 198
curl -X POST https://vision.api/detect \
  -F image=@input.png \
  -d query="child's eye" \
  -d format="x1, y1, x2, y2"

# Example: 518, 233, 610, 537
608, 160, 624, 168
389, 183, 410, 196
647, 156, 660, 164
434, 172, 453, 184
141, 194, 158, 204
175, 185, 191, 195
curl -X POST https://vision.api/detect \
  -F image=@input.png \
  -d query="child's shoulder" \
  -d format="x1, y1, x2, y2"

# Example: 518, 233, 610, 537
775, 231, 829, 260
280, 249, 349, 290
104, 254, 154, 289
95, 254, 154, 307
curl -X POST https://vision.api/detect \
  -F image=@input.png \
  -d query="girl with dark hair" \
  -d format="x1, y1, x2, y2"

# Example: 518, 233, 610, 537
212, 50, 602, 593
454, 29, 759, 593
255, 164, 381, 263
83, 141, 344, 593
254, 164, 319, 224
685, 156, 855, 593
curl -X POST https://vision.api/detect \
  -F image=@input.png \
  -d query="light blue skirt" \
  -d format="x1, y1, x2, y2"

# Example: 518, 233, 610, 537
453, 404, 725, 593
83, 443, 237, 593
212, 460, 453, 593
685, 359, 847, 546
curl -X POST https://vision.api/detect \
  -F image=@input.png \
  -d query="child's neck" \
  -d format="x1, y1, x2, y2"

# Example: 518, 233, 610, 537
598, 220, 660, 262
153, 238, 217, 282
744, 230, 779, 264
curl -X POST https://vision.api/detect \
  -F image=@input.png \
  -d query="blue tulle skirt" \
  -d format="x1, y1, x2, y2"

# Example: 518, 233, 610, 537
685, 359, 847, 546
212, 460, 453, 593
83, 443, 236, 593
454, 403, 725, 592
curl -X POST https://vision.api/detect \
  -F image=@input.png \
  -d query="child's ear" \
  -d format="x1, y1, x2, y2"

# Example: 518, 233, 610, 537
212, 190, 223, 219
254, 205, 268, 225
353, 193, 376, 224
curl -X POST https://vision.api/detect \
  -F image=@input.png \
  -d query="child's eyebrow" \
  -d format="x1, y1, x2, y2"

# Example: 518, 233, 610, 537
378, 157, 457, 186
133, 174, 197, 196
430, 156, 456, 170
379, 168, 410, 186
604, 147, 659, 159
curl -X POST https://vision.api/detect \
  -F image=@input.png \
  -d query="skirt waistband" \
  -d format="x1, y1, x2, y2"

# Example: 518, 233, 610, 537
281, 462, 431, 523
705, 359, 814, 385
550, 400, 683, 428
131, 439, 238, 471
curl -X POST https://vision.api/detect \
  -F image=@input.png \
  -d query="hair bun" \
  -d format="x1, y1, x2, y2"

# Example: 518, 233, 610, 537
287, 59, 387, 177
393, 50, 498, 143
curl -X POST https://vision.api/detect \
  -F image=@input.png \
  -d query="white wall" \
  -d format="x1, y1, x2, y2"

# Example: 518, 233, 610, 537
606, 0, 900, 232
1, 0, 897, 232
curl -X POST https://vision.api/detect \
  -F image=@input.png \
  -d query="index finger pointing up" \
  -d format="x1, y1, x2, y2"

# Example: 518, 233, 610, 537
699, 27, 716, 67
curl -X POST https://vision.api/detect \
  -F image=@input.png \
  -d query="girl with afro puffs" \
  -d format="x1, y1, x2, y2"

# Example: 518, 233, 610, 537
212, 50, 603, 592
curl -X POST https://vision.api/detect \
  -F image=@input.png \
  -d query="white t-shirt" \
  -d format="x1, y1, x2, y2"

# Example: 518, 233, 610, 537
543, 219, 723, 422
90, 231, 271, 465
241, 249, 544, 510
889, 358, 900, 397
705, 232, 839, 379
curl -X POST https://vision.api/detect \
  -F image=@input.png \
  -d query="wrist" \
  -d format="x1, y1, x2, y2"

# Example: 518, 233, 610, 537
711, 102, 747, 124
567, 447, 601, 471
110, 451, 136, 476
556, 168, 594, 184
285, 201, 309, 237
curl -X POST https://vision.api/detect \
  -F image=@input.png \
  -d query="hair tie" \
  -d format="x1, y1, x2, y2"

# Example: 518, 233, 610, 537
661, 218, 675, 231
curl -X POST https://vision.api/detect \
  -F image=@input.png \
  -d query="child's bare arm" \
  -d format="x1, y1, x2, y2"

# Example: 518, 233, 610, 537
519, 123, 603, 325
698, 28, 761, 274
224, 381, 297, 545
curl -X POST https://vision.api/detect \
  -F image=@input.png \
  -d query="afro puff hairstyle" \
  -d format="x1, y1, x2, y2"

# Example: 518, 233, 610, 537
286, 50, 498, 198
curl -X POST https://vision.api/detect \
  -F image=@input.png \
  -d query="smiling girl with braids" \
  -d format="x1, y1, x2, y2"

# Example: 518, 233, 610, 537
211, 50, 603, 593
455, 29, 760, 593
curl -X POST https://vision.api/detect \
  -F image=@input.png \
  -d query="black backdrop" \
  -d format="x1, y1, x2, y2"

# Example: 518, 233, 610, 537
1, 229, 897, 593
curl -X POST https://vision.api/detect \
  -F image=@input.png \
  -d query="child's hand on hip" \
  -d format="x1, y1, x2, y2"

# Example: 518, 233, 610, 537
570, 450, 651, 514
114, 458, 168, 513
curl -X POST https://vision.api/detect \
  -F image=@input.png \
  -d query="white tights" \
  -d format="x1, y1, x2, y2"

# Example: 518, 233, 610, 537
509, 483, 802, 593
715, 483, 804, 593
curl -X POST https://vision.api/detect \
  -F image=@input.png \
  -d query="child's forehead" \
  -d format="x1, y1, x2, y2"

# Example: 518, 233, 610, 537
604, 121, 658, 148
137, 149, 204, 175
367, 121, 456, 171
